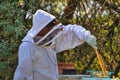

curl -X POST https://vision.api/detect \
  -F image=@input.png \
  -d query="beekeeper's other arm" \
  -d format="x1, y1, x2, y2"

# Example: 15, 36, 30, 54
55, 24, 97, 53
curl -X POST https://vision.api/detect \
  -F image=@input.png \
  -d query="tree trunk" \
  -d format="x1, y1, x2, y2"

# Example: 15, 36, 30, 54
63, 0, 77, 19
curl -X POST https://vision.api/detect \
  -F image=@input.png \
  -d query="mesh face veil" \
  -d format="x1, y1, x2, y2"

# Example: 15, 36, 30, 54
33, 23, 63, 46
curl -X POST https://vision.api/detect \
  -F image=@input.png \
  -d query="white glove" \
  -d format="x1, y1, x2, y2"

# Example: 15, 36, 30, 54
86, 35, 98, 49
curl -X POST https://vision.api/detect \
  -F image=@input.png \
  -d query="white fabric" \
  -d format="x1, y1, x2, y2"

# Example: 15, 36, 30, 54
86, 35, 97, 49
14, 24, 91, 80
14, 10, 93, 80
28, 9, 55, 39
55, 24, 91, 52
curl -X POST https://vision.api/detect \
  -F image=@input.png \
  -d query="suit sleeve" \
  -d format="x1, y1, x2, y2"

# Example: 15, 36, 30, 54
55, 24, 91, 53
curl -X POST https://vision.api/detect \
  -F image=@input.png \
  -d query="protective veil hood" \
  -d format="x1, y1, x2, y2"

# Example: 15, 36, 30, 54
22, 9, 56, 44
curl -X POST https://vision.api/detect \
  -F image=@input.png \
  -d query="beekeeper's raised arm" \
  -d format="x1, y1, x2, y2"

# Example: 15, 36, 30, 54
55, 24, 97, 52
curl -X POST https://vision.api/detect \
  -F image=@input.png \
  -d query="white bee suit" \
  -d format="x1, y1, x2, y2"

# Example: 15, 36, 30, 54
14, 9, 96, 80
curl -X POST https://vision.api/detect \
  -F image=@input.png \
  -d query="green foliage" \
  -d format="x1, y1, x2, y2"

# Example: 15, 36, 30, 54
58, 0, 120, 77
0, 0, 28, 79
0, 0, 120, 80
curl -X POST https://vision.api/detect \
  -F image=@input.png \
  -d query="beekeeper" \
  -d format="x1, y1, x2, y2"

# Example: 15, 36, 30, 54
14, 9, 97, 80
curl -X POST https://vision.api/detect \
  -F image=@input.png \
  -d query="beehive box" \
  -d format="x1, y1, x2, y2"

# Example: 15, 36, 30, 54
59, 75, 90, 80
59, 75, 120, 80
